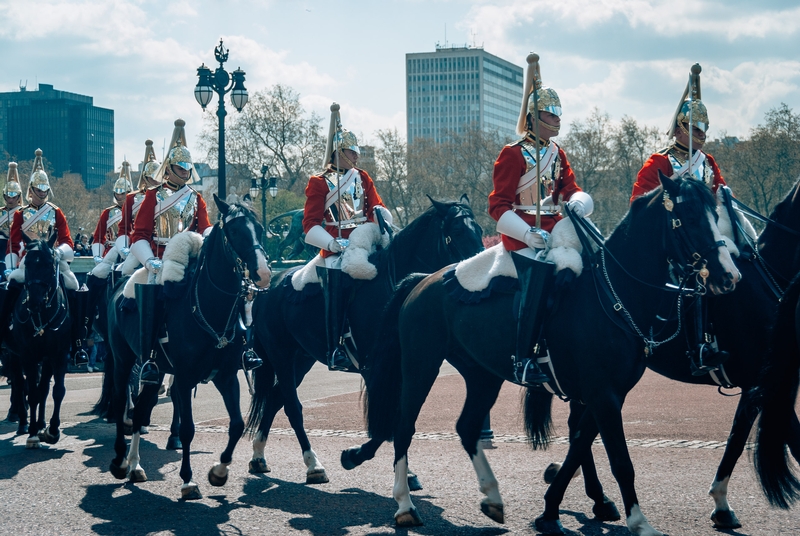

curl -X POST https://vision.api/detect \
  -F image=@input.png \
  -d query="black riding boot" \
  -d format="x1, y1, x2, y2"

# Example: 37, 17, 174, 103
67, 287, 90, 366
689, 296, 730, 376
0, 282, 22, 349
510, 252, 554, 385
135, 283, 163, 385
84, 274, 108, 340
317, 266, 353, 371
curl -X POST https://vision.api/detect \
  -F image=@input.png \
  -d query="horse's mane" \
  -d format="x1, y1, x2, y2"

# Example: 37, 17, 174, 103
621, 179, 716, 236
24, 239, 54, 254
199, 202, 259, 258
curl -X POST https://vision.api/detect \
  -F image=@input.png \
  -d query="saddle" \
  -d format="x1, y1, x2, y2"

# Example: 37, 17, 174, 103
122, 232, 203, 299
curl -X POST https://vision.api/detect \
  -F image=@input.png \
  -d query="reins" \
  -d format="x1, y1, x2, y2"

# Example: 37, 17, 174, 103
17, 244, 68, 337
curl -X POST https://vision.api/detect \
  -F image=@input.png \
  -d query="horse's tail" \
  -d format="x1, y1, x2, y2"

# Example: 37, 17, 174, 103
246, 338, 277, 436
364, 273, 427, 441
754, 274, 800, 509
523, 386, 554, 450
91, 349, 115, 418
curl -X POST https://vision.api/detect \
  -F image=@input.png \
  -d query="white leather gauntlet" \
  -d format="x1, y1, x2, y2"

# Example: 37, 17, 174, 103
130, 239, 156, 270
566, 191, 594, 219
496, 210, 548, 250
305, 225, 346, 253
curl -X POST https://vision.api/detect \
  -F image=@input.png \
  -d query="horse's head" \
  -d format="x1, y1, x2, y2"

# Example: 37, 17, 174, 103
659, 172, 740, 294
213, 195, 271, 289
21, 231, 59, 311
427, 194, 484, 263
758, 178, 800, 279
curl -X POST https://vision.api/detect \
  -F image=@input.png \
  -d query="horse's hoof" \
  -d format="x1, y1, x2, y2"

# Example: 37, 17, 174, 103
16, 424, 28, 436
306, 469, 329, 484
109, 461, 129, 480
711, 508, 741, 529
340, 448, 359, 470
407, 473, 423, 491
180, 483, 202, 500
41, 429, 60, 445
248, 458, 270, 474
129, 468, 148, 483
480, 500, 505, 524
208, 468, 228, 487
534, 515, 565, 535
166, 435, 182, 450
593, 496, 621, 521
395, 507, 424, 527
25, 436, 40, 449
543, 462, 561, 484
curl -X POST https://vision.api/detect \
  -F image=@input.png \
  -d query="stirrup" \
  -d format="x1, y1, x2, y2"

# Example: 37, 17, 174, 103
513, 358, 549, 385
327, 347, 351, 372
73, 349, 89, 367
241, 348, 263, 372
689, 344, 728, 376
139, 360, 160, 385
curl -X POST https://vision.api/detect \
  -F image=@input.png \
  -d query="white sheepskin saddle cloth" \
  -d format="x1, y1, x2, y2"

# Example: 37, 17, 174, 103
7, 251, 79, 291
291, 222, 389, 292
715, 191, 757, 258
122, 232, 204, 299
454, 217, 593, 292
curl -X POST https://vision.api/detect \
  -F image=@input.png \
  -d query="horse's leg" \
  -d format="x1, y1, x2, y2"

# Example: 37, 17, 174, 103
172, 378, 201, 500
208, 371, 244, 487
707, 390, 757, 529
125, 431, 146, 482
455, 369, 505, 524
9, 359, 28, 435
166, 387, 182, 450
41, 354, 67, 444
591, 396, 664, 536
392, 352, 445, 527
22, 361, 42, 448
109, 350, 136, 479
124, 383, 159, 483
35, 360, 53, 434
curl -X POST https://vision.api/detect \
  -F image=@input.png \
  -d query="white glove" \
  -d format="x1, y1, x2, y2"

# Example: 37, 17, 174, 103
523, 230, 547, 250
56, 243, 74, 263
327, 238, 346, 254
496, 210, 549, 251
375, 205, 393, 226
305, 224, 347, 253
130, 239, 157, 272
566, 191, 594, 219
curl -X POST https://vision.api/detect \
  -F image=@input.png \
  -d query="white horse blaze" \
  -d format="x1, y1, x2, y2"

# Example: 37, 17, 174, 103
393, 455, 415, 519
127, 432, 142, 473
707, 212, 740, 288
626, 504, 664, 536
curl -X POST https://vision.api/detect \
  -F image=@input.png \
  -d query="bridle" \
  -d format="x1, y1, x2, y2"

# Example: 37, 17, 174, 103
17, 245, 67, 337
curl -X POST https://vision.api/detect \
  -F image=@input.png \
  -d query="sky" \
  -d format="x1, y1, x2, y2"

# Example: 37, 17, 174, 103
2, 0, 800, 173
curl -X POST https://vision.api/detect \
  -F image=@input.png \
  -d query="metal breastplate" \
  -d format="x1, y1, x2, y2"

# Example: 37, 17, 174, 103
154, 188, 198, 245
0, 207, 17, 238
667, 151, 713, 185
105, 207, 122, 242
517, 142, 559, 213
21, 205, 57, 240
325, 171, 366, 229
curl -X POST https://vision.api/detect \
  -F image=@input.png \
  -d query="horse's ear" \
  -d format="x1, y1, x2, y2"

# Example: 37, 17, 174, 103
214, 194, 230, 216
47, 226, 58, 248
459, 193, 470, 207
659, 170, 679, 199
427, 195, 448, 216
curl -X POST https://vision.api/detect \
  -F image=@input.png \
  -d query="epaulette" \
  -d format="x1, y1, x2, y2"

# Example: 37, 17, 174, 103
657, 146, 672, 156
508, 137, 527, 148
146, 184, 161, 191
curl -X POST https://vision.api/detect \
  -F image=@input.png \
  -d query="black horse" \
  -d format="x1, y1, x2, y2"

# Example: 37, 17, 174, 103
246, 196, 484, 483
5, 234, 72, 447
543, 179, 800, 531
753, 271, 800, 510
365, 176, 739, 532
106, 197, 270, 500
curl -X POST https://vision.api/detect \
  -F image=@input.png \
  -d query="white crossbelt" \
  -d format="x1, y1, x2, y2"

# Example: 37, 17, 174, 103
21, 204, 54, 233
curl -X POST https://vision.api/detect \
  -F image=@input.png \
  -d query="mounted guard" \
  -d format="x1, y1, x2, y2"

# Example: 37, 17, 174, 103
488, 53, 593, 385
302, 103, 392, 371
0, 162, 23, 279
631, 64, 732, 375
0, 149, 87, 365
120, 139, 163, 276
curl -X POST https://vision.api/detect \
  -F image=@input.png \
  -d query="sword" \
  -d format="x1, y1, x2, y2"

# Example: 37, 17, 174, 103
687, 71, 693, 179
530, 53, 543, 230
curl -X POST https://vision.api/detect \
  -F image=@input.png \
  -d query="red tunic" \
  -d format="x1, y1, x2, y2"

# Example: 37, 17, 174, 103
488, 143, 582, 251
119, 191, 138, 239
631, 151, 726, 203
130, 186, 211, 258
302, 168, 385, 258
91, 205, 124, 257
7, 203, 73, 258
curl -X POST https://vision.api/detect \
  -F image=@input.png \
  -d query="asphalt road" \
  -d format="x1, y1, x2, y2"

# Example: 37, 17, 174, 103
0, 363, 798, 535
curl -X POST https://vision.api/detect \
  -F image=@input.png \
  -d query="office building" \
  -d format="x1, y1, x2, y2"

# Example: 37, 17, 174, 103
0, 83, 114, 189
406, 46, 523, 144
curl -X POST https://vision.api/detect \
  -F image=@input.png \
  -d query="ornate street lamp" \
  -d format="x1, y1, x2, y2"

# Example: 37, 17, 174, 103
195, 39, 248, 199
250, 164, 279, 247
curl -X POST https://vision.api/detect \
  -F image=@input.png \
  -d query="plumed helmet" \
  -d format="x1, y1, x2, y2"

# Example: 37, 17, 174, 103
323, 103, 360, 168
150, 119, 200, 185
113, 161, 133, 195
4, 162, 22, 198
138, 139, 161, 189
516, 53, 562, 136
28, 148, 50, 193
667, 63, 708, 137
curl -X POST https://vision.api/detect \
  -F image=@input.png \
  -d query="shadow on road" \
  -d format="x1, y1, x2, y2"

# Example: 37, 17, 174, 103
240, 476, 509, 535
541, 509, 632, 535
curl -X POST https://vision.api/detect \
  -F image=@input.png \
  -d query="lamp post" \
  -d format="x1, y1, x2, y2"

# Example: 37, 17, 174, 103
194, 39, 248, 200
250, 164, 279, 248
